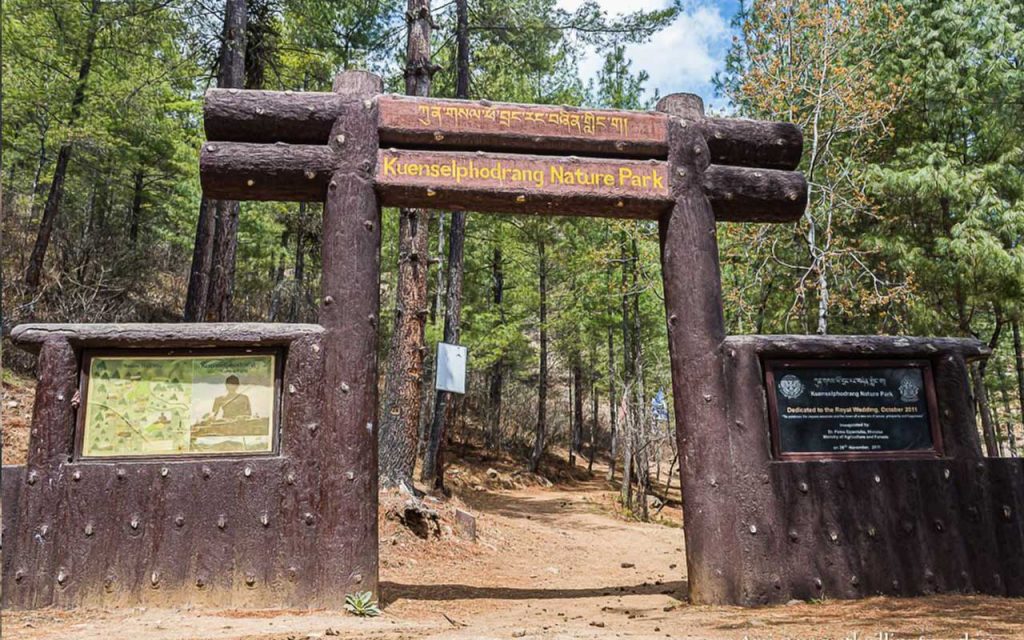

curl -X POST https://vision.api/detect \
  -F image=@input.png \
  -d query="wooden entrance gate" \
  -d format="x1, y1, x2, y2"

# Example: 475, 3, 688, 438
4, 71, 1022, 609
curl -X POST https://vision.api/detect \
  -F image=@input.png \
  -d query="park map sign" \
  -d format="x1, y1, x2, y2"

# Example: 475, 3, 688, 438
79, 352, 277, 457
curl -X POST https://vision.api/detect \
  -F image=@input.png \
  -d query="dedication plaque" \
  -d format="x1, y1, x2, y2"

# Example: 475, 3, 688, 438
78, 350, 280, 458
764, 359, 941, 459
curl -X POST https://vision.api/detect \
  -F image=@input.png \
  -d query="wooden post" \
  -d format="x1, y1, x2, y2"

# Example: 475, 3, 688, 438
316, 71, 383, 603
12, 337, 77, 608
656, 94, 740, 604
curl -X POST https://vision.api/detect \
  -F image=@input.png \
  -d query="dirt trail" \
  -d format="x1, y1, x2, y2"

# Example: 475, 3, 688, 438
4, 474, 1024, 639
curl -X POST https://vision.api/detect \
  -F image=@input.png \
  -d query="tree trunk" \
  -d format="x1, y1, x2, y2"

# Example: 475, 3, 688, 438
972, 362, 999, 457
267, 228, 290, 320
975, 319, 1005, 457
432, 212, 445, 324
530, 237, 548, 473
420, 0, 469, 490
605, 238, 617, 480
289, 203, 307, 322
24, 0, 101, 293
206, 200, 241, 320
454, 0, 470, 99
629, 236, 649, 520
567, 372, 576, 466
620, 236, 633, 381
487, 246, 504, 451
380, 208, 432, 489
617, 235, 634, 490
28, 126, 49, 222
184, 198, 216, 321
421, 211, 466, 487
996, 361, 1015, 457
607, 325, 618, 481
204, 0, 252, 321
128, 168, 144, 244
184, 0, 247, 321
77, 181, 99, 282
1013, 320, 1024, 450
620, 410, 633, 511
572, 358, 584, 464
379, 0, 436, 491
588, 368, 597, 474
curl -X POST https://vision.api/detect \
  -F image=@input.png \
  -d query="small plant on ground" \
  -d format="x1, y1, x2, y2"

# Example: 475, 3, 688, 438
344, 591, 381, 617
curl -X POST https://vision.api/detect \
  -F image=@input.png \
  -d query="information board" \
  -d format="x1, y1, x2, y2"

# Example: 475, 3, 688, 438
78, 351, 279, 458
764, 359, 942, 459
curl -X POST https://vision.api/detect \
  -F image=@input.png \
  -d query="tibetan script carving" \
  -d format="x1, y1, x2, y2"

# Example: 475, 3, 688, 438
378, 96, 668, 157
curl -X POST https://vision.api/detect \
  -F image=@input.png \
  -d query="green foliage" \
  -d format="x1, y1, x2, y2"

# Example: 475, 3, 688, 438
864, 0, 1024, 339
715, 0, 1023, 438
3, 0, 205, 320
716, 0, 913, 335
4, 0, 1019, 452
344, 591, 381, 617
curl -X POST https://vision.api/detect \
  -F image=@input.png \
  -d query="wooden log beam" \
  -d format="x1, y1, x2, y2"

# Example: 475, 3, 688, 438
723, 334, 990, 362
374, 148, 672, 219
203, 90, 803, 168
199, 142, 336, 201
702, 165, 807, 223
703, 118, 802, 170
204, 88, 342, 144
10, 322, 324, 352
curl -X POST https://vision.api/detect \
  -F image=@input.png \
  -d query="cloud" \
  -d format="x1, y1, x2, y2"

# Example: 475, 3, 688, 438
560, 0, 732, 104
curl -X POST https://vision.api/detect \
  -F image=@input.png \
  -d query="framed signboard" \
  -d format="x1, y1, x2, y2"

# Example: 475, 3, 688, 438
764, 359, 942, 460
77, 350, 282, 459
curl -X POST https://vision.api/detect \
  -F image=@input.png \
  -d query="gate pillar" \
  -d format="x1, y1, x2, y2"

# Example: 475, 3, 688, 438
657, 94, 740, 604
315, 71, 383, 603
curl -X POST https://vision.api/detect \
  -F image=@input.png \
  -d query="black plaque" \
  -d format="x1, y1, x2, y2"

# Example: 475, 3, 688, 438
765, 359, 942, 460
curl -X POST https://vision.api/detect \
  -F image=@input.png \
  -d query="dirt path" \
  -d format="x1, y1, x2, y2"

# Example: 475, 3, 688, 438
4, 475, 1024, 639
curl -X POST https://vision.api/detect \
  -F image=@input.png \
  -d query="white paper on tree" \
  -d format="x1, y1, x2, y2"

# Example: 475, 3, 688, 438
435, 342, 467, 394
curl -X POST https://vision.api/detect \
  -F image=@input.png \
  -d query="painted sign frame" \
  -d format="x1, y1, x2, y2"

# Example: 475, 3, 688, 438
75, 348, 285, 460
763, 358, 944, 461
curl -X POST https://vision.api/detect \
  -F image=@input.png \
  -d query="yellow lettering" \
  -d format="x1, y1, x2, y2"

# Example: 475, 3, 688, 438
618, 167, 633, 186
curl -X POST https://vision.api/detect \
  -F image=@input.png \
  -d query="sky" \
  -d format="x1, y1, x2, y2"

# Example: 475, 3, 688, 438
556, 0, 741, 111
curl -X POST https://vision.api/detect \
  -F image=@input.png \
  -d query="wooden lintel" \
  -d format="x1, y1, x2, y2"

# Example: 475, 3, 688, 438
197, 143, 808, 222
374, 149, 672, 219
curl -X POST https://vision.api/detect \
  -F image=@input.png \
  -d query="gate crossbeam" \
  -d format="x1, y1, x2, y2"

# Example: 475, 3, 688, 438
201, 92, 807, 222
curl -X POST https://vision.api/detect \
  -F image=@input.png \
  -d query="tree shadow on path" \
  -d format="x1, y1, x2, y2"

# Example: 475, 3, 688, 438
379, 580, 689, 607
